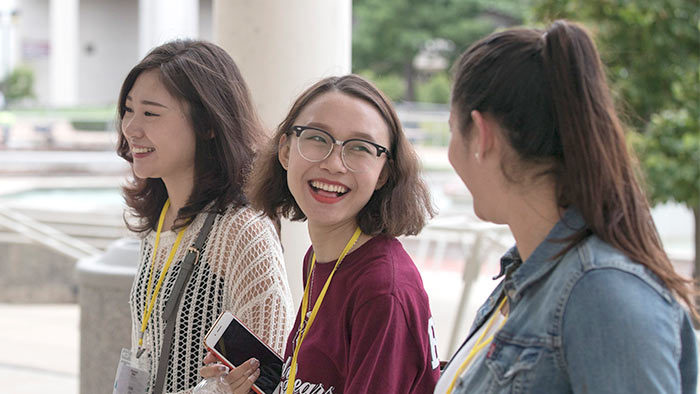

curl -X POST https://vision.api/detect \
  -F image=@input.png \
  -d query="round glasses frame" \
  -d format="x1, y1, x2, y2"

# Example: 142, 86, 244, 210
286, 125, 392, 172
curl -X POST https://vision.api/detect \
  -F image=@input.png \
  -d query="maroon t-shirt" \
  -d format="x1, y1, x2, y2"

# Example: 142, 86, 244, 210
280, 235, 440, 393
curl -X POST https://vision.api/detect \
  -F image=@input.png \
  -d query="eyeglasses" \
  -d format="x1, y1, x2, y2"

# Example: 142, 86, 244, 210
287, 125, 391, 173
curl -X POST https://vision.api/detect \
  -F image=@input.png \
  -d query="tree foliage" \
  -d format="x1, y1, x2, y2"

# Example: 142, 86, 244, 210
0, 66, 34, 105
352, 0, 526, 101
533, 0, 699, 127
532, 0, 699, 203
532, 0, 700, 291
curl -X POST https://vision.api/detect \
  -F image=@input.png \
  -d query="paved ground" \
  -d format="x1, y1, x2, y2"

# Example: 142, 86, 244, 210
0, 304, 79, 394
0, 259, 503, 393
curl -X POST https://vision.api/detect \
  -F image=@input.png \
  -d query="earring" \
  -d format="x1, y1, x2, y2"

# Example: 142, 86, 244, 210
474, 152, 480, 161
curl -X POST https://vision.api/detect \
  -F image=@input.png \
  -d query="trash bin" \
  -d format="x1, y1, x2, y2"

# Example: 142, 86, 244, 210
76, 237, 139, 394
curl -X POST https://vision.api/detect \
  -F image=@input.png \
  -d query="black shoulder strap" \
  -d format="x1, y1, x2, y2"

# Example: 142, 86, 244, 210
152, 211, 217, 394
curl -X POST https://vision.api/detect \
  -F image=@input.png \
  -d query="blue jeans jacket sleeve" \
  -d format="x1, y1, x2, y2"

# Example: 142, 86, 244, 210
563, 268, 697, 393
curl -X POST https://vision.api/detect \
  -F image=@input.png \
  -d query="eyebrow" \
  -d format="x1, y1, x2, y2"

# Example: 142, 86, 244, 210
306, 121, 380, 142
125, 95, 169, 109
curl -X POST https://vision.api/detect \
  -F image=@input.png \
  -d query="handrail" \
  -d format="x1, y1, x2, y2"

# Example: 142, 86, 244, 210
0, 204, 102, 260
415, 214, 512, 354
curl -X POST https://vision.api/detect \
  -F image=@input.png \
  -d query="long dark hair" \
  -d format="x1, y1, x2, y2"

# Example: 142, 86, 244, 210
247, 75, 435, 236
451, 20, 696, 316
116, 40, 264, 232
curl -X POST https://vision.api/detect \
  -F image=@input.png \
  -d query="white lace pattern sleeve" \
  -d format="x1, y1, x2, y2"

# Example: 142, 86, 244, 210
209, 207, 294, 354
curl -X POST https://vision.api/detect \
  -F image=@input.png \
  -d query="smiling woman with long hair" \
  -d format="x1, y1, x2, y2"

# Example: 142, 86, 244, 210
116, 40, 294, 394
435, 20, 698, 393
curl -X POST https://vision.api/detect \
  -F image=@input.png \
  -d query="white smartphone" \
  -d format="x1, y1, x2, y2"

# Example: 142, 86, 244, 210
203, 311, 283, 394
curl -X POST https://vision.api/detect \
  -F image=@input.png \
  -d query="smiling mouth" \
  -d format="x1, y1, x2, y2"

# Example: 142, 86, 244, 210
309, 180, 349, 197
132, 147, 155, 154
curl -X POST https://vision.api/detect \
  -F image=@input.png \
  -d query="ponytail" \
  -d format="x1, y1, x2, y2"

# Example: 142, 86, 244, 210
452, 20, 697, 319
542, 21, 638, 245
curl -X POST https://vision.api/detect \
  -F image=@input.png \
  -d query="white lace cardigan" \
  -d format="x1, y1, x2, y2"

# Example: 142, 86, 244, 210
128, 204, 294, 394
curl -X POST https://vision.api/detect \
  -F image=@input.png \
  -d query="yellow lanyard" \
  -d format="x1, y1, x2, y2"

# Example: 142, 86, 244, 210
446, 296, 508, 394
137, 199, 187, 352
285, 227, 362, 394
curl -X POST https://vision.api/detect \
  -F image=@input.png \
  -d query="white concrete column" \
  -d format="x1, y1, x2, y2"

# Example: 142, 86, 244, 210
49, 0, 79, 107
139, 0, 199, 58
213, 0, 351, 306
0, 0, 19, 83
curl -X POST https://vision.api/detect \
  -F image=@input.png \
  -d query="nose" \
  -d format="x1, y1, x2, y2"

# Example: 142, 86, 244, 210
319, 144, 348, 173
121, 113, 143, 141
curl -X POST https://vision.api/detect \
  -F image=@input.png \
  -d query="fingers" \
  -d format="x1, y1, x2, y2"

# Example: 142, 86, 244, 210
200, 363, 229, 379
203, 351, 219, 365
200, 352, 229, 379
221, 358, 260, 393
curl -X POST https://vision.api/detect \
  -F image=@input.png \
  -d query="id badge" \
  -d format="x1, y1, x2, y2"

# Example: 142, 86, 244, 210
113, 348, 150, 394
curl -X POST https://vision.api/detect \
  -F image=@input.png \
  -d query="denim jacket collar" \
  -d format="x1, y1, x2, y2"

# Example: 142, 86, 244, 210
495, 208, 587, 303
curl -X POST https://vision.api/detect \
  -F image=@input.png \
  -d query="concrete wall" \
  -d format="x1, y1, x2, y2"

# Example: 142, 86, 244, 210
198, 0, 213, 42
78, 0, 140, 106
0, 240, 77, 302
214, 0, 351, 305
11, 0, 214, 107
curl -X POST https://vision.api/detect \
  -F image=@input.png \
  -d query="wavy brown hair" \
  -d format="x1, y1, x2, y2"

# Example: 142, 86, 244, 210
451, 20, 697, 318
247, 75, 434, 237
116, 40, 264, 232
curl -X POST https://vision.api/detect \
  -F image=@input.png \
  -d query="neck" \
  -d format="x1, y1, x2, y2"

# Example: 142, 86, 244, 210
162, 173, 194, 230
307, 220, 370, 263
504, 181, 561, 262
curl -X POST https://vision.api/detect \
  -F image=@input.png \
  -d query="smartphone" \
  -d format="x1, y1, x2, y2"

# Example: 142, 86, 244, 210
203, 311, 283, 394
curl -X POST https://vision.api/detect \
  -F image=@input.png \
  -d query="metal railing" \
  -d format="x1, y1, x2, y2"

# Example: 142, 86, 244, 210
0, 203, 104, 260
413, 213, 512, 354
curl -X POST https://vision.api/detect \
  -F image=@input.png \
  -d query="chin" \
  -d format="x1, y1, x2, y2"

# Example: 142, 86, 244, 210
472, 202, 499, 224
133, 170, 159, 181
473, 210, 490, 223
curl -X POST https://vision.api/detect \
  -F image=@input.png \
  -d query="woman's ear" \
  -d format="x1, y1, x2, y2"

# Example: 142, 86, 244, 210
375, 165, 389, 190
278, 134, 290, 170
470, 110, 497, 162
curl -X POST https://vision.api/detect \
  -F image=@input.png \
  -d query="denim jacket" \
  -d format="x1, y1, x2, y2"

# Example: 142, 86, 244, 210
446, 209, 697, 393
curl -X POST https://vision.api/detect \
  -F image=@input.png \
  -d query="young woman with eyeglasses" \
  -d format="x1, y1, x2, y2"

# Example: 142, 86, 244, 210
200, 74, 441, 393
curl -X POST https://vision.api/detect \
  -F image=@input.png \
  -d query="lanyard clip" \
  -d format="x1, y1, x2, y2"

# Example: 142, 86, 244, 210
136, 332, 146, 358
187, 246, 201, 264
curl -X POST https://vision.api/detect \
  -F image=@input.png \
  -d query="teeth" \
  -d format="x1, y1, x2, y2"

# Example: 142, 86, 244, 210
132, 147, 155, 154
311, 180, 348, 194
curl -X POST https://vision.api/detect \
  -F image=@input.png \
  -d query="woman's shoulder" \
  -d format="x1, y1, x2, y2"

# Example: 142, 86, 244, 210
557, 236, 682, 331
564, 235, 673, 303
560, 265, 689, 361
215, 204, 277, 236
204, 204, 284, 271
348, 235, 427, 300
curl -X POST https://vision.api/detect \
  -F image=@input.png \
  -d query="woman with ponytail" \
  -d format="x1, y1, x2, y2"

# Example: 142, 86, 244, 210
436, 20, 697, 393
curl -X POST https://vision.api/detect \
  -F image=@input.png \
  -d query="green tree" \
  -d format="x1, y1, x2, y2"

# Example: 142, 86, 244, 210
533, 1, 700, 297
0, 66, 34, 105
357, 70, 406, 102
416, 72, 451, 104
352, 0, 527, 101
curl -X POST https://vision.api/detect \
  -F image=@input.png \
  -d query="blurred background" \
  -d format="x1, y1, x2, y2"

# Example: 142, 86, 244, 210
0, 0, 697, 392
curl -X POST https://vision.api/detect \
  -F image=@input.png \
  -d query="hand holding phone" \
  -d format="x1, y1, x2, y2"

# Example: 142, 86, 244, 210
202, 311, 283, 394
200, 353, 261, 393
